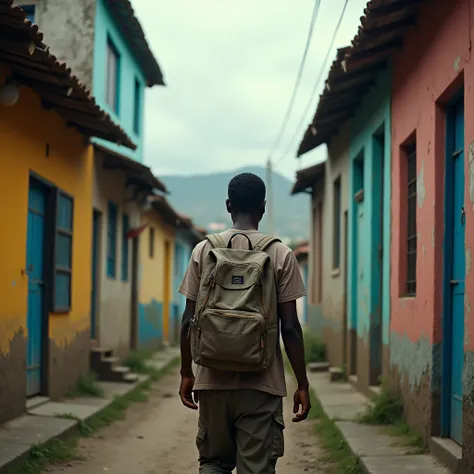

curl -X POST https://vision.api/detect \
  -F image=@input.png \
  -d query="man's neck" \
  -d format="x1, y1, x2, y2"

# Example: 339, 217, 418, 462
232, 216, 258, 231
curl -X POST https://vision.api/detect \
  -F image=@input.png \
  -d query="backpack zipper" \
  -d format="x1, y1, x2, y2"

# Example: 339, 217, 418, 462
188, 271, 216, 340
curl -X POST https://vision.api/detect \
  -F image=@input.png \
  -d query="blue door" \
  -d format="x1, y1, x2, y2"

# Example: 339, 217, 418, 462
90, 211, 101, 339
26, 180, 47, 397
446, 97, 465, 445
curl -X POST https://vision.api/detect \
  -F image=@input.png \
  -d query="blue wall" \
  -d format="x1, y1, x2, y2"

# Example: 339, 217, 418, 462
347, 68, 391, 349
92, 0, 146, 162
170, 231, 194, 344
138, 299, 163, 349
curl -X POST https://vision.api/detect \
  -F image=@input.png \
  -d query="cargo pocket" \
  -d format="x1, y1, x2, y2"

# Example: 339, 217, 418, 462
196, 424, 208, 460
271, 414, 285, 459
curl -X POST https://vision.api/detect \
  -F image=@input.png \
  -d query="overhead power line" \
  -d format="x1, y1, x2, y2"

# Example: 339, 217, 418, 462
266, 0, 322, 162
274, 0, 350, 167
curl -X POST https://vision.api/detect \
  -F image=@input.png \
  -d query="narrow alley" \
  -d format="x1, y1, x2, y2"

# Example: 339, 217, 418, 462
46, 369, 327, 474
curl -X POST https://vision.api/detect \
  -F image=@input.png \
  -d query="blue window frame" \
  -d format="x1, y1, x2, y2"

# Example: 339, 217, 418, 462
22, 4, 35, 23
122, 214, 129, 282
52, 191, 73, 313
107, 202, 117, 278
106, 36, 120, 114
133, 78, 141, 135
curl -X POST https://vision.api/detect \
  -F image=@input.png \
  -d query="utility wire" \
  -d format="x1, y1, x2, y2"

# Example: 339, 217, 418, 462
274, 0, 350, 167
266, 0, 322, 161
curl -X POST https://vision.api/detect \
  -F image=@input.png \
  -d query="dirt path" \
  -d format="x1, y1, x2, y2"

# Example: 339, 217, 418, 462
48, 369, 327, 473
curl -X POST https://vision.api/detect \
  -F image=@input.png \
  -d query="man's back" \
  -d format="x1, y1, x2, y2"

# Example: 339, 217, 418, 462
179, 229, 306, 397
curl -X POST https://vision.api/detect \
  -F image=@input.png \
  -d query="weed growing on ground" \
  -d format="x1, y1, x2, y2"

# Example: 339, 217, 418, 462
358, 379, 402, 425
123, 349, 154, 374
11, 438, 81, 474
67, 373, 104, 398
358, 378, 427, 453
9, 356, 179, 474
304, 332, 326, 363
309, 388, 363, 473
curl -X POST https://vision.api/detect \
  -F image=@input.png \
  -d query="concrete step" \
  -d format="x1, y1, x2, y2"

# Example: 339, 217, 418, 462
329, 367, 344, 382
102, 356, 120, 365
429, 437, 462, 473
123, 373, 140, 383
307, 362, 330, 373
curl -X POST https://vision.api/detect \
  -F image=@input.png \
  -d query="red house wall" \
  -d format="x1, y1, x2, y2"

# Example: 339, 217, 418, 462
390, 0, 474, 464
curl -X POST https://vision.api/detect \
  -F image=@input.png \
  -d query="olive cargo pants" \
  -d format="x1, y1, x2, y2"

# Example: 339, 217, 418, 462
196, 390, 285, 473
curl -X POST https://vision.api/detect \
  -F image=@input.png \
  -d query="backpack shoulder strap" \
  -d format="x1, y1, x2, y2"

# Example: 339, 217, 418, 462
205, 233, 227, 249
253, 235, 282, 252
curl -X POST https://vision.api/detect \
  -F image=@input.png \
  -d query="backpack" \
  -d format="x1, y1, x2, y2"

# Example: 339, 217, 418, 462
189, 232, 281, 372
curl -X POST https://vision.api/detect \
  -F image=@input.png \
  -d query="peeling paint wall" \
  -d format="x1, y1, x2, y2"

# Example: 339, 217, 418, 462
16, 0, 96, 90
0, 78, 92, 423
390, 0, 474, 453
138, 210, 175, 348
25, 0, 147, 162
307, 126, 350, 367
92, 153, 142, 358
347, 68, 392, 387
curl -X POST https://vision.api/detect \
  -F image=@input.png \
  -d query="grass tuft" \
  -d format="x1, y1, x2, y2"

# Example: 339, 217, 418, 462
67, 373, 104, 398
123, 349, 154, 374
309, 388, 363, 473
358, 378, 427, 454
304, 331, 326, 363
9, 355, 179, 474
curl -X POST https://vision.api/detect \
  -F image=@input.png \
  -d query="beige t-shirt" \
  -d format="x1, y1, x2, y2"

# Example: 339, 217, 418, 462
178, 229, 307, 397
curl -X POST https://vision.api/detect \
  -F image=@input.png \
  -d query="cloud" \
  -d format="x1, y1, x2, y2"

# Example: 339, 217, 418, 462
133, 0, 370, 179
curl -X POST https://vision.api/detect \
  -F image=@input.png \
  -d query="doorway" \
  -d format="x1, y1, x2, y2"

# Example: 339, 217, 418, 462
26, 178, 48, 397
130, 237, 139, 350
442, 94, 465, 445
372, 128, 386, 384
91, 210, 101, 340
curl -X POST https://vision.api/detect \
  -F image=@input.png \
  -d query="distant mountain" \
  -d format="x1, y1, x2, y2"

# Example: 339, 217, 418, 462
161, 166, 310, 241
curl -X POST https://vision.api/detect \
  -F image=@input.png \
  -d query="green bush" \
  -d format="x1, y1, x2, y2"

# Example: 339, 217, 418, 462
359, 378, 403, 425
304, 332, 326, 363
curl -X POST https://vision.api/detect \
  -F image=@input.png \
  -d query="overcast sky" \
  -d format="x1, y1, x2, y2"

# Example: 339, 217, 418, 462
132, 0, 369, 179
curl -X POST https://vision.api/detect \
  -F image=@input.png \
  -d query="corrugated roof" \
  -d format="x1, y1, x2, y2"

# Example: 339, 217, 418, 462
298, 0, 426, 157
95, 144, 168, 194
104, 0, 165, 87
291, 161, 325, 195
0, 0, 136, 149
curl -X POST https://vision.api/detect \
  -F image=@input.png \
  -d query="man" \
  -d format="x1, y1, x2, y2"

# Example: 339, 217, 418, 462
178, 172, 310, 473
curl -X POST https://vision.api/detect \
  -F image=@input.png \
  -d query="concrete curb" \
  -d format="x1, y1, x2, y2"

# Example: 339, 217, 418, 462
308, 371, 451, 474
0, 349, 179, 474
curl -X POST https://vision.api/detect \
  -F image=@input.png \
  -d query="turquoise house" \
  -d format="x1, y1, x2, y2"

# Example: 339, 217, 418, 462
17, 0, 166, 163
347, 68, 392, 391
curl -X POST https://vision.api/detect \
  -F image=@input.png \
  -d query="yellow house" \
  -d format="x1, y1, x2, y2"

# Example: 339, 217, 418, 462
138, 196, 176, 349
0, 3, 134, 425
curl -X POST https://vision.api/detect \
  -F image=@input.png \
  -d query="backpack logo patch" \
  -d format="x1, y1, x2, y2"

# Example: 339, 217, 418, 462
232, 275, 244, 285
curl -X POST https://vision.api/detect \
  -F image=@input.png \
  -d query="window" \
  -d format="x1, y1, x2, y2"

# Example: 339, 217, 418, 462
122, 214, 129, 282
333, 177, 341, 269
52, 191, 73, 312
133, 78, 141, 135
107, 202, 117, 278
106, 36, 120, 114
22, 4, 35, 22
149, 227, 155, 258
406, 142, 417, 296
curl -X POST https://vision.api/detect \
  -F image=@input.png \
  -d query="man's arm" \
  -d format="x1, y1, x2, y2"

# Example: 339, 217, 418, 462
279, 300, 311, 421
179, 298, 198, 410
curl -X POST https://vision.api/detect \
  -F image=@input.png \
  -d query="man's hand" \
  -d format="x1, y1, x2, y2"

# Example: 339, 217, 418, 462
179, 375, 199, 410
292, 386, 311, 422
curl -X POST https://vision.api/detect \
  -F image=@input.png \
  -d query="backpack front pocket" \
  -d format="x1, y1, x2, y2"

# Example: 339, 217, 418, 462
197, 309, 265, 368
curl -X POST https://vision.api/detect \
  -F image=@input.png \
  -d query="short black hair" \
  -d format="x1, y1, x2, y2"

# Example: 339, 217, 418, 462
228, 173, 266, 214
